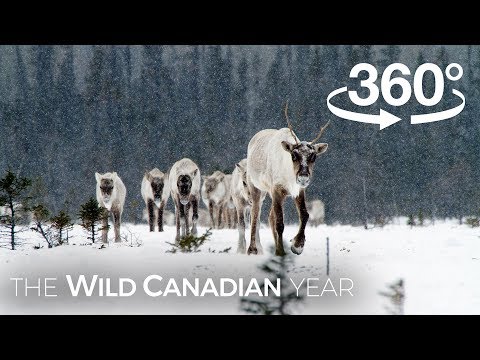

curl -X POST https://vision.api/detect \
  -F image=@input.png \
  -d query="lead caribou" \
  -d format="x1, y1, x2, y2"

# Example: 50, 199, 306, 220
169, 158, 201, 241
141, 168, 170, 232
246, 104, 329, 256
95, 172, 127, 243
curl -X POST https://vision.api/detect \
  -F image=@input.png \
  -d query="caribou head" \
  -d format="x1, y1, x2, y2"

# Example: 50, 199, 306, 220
145, 171, 165, 208
177, 169, 198, 205
280, 102, 330, 188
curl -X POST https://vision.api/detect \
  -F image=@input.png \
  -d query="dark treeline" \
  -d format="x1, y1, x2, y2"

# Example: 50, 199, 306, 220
0, 45, 479, 225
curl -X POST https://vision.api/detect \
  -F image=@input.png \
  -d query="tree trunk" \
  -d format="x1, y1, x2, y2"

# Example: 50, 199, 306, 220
9, 198, 15, 250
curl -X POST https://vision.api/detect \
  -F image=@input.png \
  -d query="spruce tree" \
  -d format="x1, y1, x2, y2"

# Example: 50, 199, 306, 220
79, 197, 107, 244
166, 228, 212, 253
240, 245, 304, 315
418, 209, 424, 226
407, 214, 416, 228
379, 279, 405, 315
51, 210, 73, 245
0, 170, 32, 250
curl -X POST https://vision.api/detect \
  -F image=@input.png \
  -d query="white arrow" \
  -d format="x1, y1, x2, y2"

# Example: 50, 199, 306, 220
327, 87, 402, 130
411, 89, 465, 124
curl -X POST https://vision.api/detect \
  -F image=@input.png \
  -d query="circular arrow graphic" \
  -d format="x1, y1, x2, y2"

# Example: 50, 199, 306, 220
327, 86, 402, 130
410, 89, 465, 124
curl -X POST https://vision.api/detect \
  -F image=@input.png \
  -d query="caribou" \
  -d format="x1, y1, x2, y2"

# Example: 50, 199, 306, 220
169, 158, 201, 241
246, 103, 330, 256
307, 199, 326, 226
141, 168, 170, 232
95, 172, 127, 243
223, 174, 237, 229
201, 171, 230, 229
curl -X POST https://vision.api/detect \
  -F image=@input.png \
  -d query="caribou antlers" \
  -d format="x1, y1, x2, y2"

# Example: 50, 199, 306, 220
284, 100, 299, 145
284, 101, 330, 145
311, 120, 331, 144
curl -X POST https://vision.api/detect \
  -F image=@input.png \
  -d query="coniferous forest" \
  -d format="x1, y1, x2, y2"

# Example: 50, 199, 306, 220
0, 45, 478, 225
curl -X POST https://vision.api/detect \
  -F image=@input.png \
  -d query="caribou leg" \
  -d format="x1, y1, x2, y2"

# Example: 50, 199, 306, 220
232, 208, 238, 229
179, 199, 187, 238
147, 199, 155, 232
236, 204, 246, 254
272, 187, 287, 256
175, 198, 181, 242
113, 209, 122, 243
248, 187, 265, 255
101, 210, 109, 243
217, 204, 224, 229
191, 195, 198, 236
256, 193, 265, 254
268, 205, 278, 245
185, 200, 191, 236
157, 201, 165, 232
292, 189, 309, 255
208, 200, 216, 229
226, 207, 232, 228
248, 186, 261, 255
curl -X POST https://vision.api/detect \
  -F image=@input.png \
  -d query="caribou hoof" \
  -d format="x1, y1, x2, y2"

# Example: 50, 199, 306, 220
247, 246, 258, 255
291, 244, 304, 255
275, 248, 286, 256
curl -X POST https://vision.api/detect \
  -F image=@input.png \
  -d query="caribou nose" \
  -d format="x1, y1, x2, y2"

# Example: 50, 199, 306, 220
297, 175, 310, 187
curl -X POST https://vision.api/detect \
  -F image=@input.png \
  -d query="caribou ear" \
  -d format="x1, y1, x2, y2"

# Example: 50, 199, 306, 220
95, 172, 101, 182
281, 141, 294, 153
202, 175, 207, 181
218, 173, 225, 181
112, 172, 118, 180
192, 169, 199, 178
313, 143, 328, 155
145, 172, 154, 182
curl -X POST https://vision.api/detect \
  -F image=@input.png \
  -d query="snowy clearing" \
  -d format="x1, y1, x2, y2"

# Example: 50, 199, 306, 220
1, 219, 479, 314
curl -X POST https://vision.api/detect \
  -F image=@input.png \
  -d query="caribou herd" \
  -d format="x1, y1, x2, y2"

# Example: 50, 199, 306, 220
95, 106, 329, 256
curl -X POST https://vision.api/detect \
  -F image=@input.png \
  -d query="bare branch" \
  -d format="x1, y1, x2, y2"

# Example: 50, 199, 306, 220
284, 101, 298, 145
311, 120, 331, 144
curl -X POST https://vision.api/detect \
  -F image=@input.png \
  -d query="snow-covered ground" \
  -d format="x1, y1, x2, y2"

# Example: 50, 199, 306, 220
1, 218, 479, 314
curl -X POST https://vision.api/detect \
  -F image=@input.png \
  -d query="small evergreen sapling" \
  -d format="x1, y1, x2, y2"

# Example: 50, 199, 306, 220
418, 209, 424, 226
51, 210, 73, 244
407, 214, 416, 228
466, 217, 480, 228
79, 197, 108, 243
166, 228, 212, 253
379, 278, 405, 315
240, 245, 304, 315
0, 170, 32, 250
